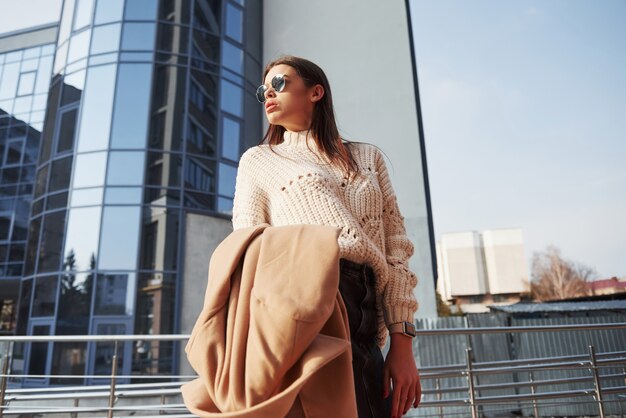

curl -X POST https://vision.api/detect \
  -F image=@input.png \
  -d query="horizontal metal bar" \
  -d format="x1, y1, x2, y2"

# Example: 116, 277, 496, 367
1, 322, 624, 342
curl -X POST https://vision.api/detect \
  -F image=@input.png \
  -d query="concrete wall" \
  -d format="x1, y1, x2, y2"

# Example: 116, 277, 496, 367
262, 0, 437, 318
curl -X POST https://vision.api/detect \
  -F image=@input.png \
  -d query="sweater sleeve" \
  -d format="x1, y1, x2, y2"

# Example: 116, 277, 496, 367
231, 148, 270, 230
374, 148, 419, 326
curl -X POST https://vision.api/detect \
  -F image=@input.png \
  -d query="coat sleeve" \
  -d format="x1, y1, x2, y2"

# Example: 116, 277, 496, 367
374, 147, 419, 326
231, 148, 270, 230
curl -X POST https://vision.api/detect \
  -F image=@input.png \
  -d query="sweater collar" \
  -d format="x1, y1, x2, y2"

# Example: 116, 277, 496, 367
282, 128, 320, 150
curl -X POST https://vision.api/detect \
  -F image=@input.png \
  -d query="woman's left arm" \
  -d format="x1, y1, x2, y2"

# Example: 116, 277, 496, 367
374, 147, 422, 417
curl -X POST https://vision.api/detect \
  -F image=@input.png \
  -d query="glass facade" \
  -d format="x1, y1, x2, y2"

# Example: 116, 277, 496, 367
2, 0, 262, 385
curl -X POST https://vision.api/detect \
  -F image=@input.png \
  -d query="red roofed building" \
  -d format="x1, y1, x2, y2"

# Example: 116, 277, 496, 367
587, 277, 626, 295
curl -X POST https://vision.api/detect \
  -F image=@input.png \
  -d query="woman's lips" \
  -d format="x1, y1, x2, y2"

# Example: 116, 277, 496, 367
266, 104, 278, 113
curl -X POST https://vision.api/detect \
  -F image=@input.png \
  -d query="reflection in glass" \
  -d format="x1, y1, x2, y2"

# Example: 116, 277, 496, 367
93, 322, 127, 378
225, 3, 243, 43
138, 208, 179, 271
61, 70, 85, 106
51, 342, 87, 384
23, 217, 41, 276
185, 156, 215, 193
70, 187, 103, 207
63, 206, 101, 271
134, 272, 175, 375
49, 156, 73, 192
53, 43, 68, 75
121, 23, 156, 51
32, 276, 58, 316
72, 151, 107, 188
57, 109, 78, 153
90, 23, 121, 55
77, 65, 117, 152
98, 206, 141, 270
220, 79, 242, 117
194, 0, 220, 34
28, 324, 51, 375
218, 162, 236, 197
106, 151, 145, 185
95, 273, 135, 315
221, 117, 240, 160
222, 40, 243, 74
37, 211, 66, 273
94, 0, 124, 24
67, 29, 92, 64
111, 64, 152, 149
125, 0, 158, 21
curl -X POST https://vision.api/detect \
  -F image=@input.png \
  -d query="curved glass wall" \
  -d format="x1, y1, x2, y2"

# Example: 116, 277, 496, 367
14, 0, 262, 385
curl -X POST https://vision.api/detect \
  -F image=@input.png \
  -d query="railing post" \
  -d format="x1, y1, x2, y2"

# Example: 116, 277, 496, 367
465, 347, 478, 418
528, 370, 539, 418
435, 377, 442, 418
588, 344, 605, 418
0, 341, 12, 418
108, 339, 119, 418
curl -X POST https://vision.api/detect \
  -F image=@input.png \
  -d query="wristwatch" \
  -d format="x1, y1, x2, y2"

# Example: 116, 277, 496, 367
387, 321, 417, 338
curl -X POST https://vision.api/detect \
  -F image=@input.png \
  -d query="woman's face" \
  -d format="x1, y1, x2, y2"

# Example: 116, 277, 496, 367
262, 64, 323, 131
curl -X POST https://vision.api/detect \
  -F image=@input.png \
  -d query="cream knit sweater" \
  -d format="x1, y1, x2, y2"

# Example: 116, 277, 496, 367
231, 128, 419, 349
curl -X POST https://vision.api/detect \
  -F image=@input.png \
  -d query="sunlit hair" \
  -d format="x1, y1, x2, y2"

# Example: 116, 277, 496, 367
259, 54, 383, 182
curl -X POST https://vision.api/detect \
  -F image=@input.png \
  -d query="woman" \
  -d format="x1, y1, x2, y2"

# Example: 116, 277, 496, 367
232, 55, 422, 418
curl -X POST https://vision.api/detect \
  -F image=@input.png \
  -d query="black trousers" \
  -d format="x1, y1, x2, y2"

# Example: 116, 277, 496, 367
338, 257, 393, 418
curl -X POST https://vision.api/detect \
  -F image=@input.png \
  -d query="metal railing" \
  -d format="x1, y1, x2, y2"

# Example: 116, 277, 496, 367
0, 322, 624, 417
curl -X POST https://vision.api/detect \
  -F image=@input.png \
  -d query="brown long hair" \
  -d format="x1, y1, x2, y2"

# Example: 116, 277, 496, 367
259, 55, 377, 182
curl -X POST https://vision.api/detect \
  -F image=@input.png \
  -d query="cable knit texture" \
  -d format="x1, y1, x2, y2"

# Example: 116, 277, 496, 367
231, 128, 419, 349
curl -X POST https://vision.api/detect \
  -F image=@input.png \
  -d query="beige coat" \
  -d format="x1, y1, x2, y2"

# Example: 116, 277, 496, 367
180, 223, 358, 417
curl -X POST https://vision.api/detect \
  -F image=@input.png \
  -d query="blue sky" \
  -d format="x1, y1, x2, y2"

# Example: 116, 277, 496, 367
409, 0, 625, 278
2, 1, 624, 278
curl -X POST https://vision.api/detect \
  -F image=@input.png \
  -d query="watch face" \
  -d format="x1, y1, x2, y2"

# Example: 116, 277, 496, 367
404, 321, 417, 337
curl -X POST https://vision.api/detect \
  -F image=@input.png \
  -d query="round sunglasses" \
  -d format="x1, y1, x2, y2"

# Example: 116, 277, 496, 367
256, 73, 287, 103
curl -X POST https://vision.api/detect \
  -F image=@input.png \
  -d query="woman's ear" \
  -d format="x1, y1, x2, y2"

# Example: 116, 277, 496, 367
310, 84, 324, 102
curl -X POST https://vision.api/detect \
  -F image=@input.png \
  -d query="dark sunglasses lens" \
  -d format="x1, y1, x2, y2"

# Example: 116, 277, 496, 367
272, 75, 285, 91
256, 85, 267, 103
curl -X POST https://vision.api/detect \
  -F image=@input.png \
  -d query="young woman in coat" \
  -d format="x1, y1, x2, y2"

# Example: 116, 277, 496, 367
232, 54, 422, 418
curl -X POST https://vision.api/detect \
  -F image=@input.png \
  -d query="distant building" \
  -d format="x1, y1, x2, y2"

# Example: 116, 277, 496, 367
436, 228, 529, 313
587, 277, 626, 296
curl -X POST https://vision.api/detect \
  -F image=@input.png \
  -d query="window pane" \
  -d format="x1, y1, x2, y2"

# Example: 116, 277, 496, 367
73, 0, 95, 31
218, 162, 236, 197
98, 206, 141, 270
220, 79, 242, 117
222, 40, 242, 74
70, 187, 103, 207
95, 272, 135, 315
110, 64, 152, 149
67, 29, 92, 64
33, 283, 58, 319
225, 3, 243, 43
77, 65, 117, 152
94, 0, 124, 24
91, 23, 121, 55
72, 151, 107, 188
121, 23, 156, 51
221, 117, 240, 160
58, 0, 76, 43
57, 109, 78, 153
0, 62, 19, 100
125, 0, 158, 20
60, 69, 86, 106
106, 151, 145, 185
104, 187, 142, 204
49, 156, 73, 192
63, 206, 102, 271
17, 72, 36, 96
35, 56, 53, 94
38, 211, 66, 273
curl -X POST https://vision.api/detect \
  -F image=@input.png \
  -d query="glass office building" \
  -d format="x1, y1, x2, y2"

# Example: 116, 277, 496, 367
0, 0, 262, 385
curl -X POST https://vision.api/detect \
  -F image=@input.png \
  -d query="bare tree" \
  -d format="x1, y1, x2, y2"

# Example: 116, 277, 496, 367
530, 245, 596, 301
